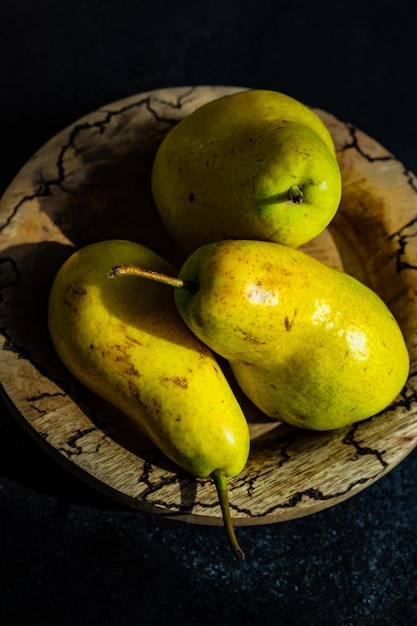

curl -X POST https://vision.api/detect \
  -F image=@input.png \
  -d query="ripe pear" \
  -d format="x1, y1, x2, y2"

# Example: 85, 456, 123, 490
151, 89, 342, 253
118, 240, 409, 431
48, 239, 250, 558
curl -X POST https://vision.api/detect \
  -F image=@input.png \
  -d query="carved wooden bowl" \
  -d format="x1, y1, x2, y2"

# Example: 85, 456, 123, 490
1, 86, 416, 526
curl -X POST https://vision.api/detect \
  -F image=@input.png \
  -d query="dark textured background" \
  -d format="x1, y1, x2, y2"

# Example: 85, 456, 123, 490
1, 1, 417, 624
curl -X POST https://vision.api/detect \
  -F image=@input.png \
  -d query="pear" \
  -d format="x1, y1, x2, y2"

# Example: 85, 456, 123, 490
151, 89, 342, 253
48, 239, 250, 558
117, 240, 409, 431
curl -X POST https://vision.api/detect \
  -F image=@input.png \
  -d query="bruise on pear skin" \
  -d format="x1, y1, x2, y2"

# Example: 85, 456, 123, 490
65, 281, 87, 300
62, 282, 87, 313
284, 309, 297, 331
160, 376, 189, 389
236, 327, 266, 345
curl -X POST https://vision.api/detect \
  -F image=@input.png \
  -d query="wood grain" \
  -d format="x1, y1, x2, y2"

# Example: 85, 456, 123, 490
0, 86, 416, 526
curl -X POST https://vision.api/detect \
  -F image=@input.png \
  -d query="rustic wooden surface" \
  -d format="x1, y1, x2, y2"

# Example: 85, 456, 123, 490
0, 85, 416, 526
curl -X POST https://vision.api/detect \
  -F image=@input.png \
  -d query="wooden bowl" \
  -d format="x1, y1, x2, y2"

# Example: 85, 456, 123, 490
1, 86, 416, 526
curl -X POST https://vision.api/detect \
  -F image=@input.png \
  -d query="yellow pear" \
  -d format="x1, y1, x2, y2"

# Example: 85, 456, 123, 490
48, 239, 250, 558
117, 240, 409, 431
151, 89, 342, 253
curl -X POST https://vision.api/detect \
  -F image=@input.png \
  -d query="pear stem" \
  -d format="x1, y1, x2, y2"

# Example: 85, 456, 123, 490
211, 469, 245, 559
108, 264, 197, 291
288, 184, 304, 204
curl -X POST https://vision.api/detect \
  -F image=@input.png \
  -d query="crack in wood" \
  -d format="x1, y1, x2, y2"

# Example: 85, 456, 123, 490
387, 375, 417, 412
388, 215, 417, 273
135, 461, 199, 514
339, 123, 394, 163
26, 391, 68, 415
404, 168, 417, 195
0, 179, 58, 235
277, 442, 293, 467
342, 422, 388, 469
27, 391, 67, 402
136, 459, 181, 497
145, 86, 196, 124
245, 474, 379, 519
58, 426, 103, 458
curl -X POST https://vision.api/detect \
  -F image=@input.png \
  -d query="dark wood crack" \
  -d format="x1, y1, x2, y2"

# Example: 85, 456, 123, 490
342, 422, 388, 470
135, 462, 196, 514
145, 85, 196, 124
385, 375, 417, 412
246, 474, 378, 519
388, 215, 417, 273
58, 426, 103, 458
339, 122, 395, 163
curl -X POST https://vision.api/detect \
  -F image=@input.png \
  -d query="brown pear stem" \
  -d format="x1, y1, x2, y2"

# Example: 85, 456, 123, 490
288, 184, 304, 204
108, 264, 197, 291
211, 469, 245, 559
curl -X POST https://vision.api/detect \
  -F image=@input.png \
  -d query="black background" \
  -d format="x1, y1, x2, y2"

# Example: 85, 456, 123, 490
1, 1, 417, 624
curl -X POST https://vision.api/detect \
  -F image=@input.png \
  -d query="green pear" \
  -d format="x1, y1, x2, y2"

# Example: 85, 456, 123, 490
118, 240, 409, 431
48, 239, 250, 558
151, 89, 342, 253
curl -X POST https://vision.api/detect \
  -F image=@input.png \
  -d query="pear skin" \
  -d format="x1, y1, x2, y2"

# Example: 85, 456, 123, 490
151, 89, 342, 253
173, 240, 410, 431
